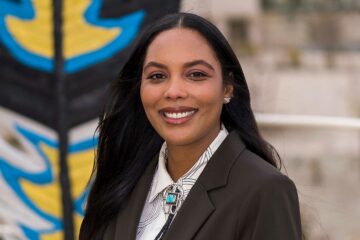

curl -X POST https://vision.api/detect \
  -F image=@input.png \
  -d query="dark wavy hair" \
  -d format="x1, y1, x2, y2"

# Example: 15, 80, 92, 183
80, 12, 280, 240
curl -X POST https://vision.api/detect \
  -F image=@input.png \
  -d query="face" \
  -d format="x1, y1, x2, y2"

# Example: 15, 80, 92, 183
140, 28, 233, 147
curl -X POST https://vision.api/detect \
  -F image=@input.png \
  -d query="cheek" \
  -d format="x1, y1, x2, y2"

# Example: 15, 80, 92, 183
140, 91, 154, 126
140, 82, 151, 106
140, 83, 158, 114
195, 87, 225, 122
196, 83, 225, 108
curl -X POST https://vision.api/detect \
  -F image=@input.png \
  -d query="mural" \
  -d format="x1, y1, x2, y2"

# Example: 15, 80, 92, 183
0, 107, 96, 239
0, 0, 180, 239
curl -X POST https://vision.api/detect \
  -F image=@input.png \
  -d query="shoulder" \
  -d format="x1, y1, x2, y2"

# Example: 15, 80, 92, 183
206, 133, 302, 238
228, 150, 302, 239
200, 129, 299, 203
226, 144, 298, 201
208, 130, 297, 195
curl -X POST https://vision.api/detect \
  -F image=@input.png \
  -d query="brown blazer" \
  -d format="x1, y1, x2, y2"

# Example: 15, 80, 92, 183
103, 131, 302, 240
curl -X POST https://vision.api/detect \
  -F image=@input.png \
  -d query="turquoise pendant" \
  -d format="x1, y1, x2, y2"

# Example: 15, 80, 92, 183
162, 184, 184, 214
165, 193, 179, 204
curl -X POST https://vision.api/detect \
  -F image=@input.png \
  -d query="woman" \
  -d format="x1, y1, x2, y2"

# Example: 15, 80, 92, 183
80, 13, 302, 240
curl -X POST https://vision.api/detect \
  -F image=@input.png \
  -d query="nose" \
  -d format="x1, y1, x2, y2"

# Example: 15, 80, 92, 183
163, 77, 188, 100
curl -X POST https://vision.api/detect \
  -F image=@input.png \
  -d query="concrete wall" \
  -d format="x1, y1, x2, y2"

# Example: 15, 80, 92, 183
181, 2, 360, 239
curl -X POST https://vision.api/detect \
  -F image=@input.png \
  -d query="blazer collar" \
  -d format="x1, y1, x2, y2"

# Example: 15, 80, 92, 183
113, 155, 158, 240
199, 130, 246, 191
164, 130, 246, 240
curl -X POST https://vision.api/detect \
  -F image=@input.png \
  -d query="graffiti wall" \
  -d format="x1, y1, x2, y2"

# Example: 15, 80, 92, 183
0, 107, 96, 239
0, 0, 180, 239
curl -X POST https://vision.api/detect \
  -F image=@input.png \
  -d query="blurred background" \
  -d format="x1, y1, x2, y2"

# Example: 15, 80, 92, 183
0, 0, 359, 239
181, 0, 360, 239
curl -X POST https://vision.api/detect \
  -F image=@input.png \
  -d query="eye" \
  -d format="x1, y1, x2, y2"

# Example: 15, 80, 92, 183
188, 71, 208, 80
147, 73, 167, 81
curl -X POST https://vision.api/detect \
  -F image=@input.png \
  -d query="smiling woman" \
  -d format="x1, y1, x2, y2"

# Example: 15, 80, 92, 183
80, 13, 302, 240
140, 28, 233, 179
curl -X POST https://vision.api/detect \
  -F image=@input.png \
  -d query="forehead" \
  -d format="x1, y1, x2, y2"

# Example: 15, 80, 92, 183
144, 28, 220, 66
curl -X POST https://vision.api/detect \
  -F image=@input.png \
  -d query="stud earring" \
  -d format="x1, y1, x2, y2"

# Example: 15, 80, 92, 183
223, 97, 231, 104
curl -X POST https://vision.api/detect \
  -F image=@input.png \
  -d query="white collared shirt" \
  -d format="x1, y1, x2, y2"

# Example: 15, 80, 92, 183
136, 125, 229, 240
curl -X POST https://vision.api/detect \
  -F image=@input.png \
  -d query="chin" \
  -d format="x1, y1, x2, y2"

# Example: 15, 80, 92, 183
161, 131, 197, 146
163, 136, 192, 146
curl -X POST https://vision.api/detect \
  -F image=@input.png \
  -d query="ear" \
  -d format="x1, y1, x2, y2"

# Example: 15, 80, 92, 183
224, 83, 234, 98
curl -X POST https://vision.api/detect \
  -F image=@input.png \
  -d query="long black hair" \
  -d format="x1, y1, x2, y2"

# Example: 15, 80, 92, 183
80, 12, 280, 240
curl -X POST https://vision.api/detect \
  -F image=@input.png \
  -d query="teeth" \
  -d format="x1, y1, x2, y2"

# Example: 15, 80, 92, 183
164, 111, 195, 119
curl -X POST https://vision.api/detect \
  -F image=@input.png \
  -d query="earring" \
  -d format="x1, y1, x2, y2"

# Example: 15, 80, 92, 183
223, 97, 231, 104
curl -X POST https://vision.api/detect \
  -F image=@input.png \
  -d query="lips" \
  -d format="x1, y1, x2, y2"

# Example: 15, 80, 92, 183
159, 107, 198, 124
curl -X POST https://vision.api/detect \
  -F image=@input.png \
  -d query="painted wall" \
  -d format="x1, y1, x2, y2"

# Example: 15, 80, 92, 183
0, 0, 180, 239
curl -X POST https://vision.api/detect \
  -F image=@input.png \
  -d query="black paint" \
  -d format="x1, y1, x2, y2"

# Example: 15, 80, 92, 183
53, 0, 75, 239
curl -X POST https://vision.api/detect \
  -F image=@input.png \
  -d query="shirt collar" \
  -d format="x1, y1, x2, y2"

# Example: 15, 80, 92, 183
148, 124, 228, 202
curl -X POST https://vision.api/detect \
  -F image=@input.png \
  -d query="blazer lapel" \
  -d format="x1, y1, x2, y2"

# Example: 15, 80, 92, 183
113, 156, 158, 240
164, 183, 214, 239
164, 131, 246, 240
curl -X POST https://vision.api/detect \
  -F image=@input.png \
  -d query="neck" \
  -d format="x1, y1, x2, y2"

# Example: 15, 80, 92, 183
166, 127, 220, 181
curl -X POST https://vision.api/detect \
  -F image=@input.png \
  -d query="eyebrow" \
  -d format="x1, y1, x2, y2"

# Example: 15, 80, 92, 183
143, 59, 215, 71
143, 61, 167, 71
184, 60, 215, 70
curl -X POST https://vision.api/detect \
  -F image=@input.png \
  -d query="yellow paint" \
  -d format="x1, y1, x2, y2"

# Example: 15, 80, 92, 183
68, 146, 94, 235
63, 0, 120, 58
74, 213, 84, 239
20, 144, 62, 218
64, 143, 95, 237
20, 141, 94, 238
68, 148, 93, 199
6, 0, 53, 57
6, 0, 120, 59
41, 230, 63, 240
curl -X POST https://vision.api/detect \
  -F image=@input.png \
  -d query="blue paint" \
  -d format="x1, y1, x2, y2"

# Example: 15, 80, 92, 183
20, 225, 42, 240
65, 0, 145, 73
0, 0, 145, 73
0, 124, 61, 239
74, 185, 90, 216
0, 123, 98, 239
68, 135, 98, 153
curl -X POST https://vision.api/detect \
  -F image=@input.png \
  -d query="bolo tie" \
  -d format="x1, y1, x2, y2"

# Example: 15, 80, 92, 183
154, 183, 184, 240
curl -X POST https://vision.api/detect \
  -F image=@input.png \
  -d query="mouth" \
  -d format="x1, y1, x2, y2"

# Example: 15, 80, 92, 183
159, 107, 198, 124
164, 111, 196, 119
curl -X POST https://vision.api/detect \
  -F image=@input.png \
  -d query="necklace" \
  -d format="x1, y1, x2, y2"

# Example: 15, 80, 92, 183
162, 183, 184, 215
154, 184, 184, 240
